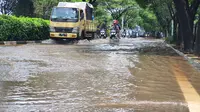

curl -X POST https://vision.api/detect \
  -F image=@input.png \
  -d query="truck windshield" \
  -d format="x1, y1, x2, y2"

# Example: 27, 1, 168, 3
51, 7, 78, 22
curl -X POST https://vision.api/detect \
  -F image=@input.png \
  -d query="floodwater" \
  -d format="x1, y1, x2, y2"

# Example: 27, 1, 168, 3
0, 38, 199, 112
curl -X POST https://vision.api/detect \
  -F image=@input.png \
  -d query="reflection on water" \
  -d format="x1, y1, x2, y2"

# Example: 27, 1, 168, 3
0, 38, 198, 111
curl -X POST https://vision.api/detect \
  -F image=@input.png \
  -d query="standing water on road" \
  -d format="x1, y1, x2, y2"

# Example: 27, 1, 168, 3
0, 38, 199, 112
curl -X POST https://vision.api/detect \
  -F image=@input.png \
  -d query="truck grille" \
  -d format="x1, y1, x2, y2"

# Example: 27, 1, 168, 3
55, 27, 73, 33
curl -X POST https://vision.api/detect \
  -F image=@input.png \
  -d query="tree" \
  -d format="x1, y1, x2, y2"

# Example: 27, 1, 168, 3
33, 0, 96, 19
123, 6, 141, 28
14, 0, 34, 17
0, 0, 17, 14
136, 0, 200, 51
139, 8, 160, 32
34, 0, 55, 19
102, 0, 136, 20
82, 0, 96, 4
33, 0, 73, 19
195, 17, 200, 55
173, 0, 200, 51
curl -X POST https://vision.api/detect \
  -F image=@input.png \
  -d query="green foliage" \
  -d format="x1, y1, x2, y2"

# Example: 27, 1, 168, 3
33, 0, 73, 19
0, 15, 49, 41
14, 0, 34, 17
136, 0, 173, 32
0, 0, 18, 15
138, 8, 160, 31
33, 0, 95, 19
11, 0, 163, 35
98, 0, 136, 20
135, 0, 150, 8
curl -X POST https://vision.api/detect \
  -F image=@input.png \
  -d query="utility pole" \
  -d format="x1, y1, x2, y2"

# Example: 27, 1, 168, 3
171, 20, 174, 37
122, 15, 124, 30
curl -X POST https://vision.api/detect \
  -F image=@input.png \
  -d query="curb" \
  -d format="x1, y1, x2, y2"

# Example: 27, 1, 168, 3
0, 41, 42, 45
166, 43, 200, 71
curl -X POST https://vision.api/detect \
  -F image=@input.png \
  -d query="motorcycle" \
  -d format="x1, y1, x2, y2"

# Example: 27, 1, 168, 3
122, 32, 126, 38
110, 29, 121, 40
110, 29, 120, 43
100, 29, 106, 38
110, 29, 117, 39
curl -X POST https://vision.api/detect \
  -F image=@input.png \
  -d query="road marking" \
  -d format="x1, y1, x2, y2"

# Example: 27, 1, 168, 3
95, 101, 187, 108
172, 64, 200, 112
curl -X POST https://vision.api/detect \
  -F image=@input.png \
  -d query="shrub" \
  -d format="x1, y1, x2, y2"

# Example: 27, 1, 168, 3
0, 15, 49, 41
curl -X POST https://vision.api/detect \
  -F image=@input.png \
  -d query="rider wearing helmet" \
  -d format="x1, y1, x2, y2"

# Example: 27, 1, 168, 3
113, 20, 120, 29
112, 20, 121, 39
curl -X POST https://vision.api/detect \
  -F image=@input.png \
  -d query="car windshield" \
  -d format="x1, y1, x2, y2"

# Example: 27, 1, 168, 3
51, 7, 78, 22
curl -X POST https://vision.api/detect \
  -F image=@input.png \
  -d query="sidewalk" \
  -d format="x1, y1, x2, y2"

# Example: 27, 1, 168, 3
166, 44, 200, 71
0, 41, 42, 45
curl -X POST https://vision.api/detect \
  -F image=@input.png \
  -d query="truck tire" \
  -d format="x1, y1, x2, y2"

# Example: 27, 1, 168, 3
80, 31, 85, 40
88, 33, 95, 40
50, 37, 60, 41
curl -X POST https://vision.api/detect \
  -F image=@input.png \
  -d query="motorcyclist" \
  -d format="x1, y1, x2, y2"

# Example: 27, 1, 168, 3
112, 20, 121, 39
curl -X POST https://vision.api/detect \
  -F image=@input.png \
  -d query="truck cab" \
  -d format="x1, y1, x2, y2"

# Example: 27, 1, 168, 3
49, 2, 96, 40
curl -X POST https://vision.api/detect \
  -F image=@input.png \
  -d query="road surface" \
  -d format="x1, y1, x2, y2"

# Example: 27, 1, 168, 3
0, 38, 200, 112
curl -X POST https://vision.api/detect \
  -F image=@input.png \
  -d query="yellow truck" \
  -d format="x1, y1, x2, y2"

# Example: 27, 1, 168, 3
49, 2, 97, 40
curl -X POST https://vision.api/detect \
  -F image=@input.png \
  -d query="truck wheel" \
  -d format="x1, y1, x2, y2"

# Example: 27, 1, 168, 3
92, 33, 95, 39
88, 33, 95, 40
80, 31, 85, 40
50, 38, 60, 41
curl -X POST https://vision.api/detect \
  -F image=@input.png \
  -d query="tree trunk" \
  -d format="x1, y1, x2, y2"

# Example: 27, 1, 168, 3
173, 0, 193, 51
193, 23, 198, 49
173, 19, 178, 43
177, 23, 182, 47
188, 0, 200, 50
190, 18, 195, 50
195, 21, 200, 56
189, 0, 200, 33
165, 29, 168, 38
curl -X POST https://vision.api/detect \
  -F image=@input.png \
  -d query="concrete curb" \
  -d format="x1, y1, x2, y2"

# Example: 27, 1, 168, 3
0, 41, 42, 45
166, 43, 200, 71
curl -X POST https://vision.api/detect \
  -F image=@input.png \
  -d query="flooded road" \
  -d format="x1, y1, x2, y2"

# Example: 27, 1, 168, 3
0, 38, 199, 112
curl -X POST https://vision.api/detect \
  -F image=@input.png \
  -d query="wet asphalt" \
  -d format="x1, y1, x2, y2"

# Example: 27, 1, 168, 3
0, 38, 199, 112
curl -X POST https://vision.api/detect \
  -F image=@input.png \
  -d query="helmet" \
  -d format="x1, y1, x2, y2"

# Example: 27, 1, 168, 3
113, 20, 118, 24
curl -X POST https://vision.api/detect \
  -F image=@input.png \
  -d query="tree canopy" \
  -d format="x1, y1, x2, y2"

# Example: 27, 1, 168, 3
2, 0, 200, 53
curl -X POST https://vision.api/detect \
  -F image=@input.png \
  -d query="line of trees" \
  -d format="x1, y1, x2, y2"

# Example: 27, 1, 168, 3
0, 0, 160, 32
0, 0, 96, 17
94, 0, 160, 32
136, 0, 200, 55
0, 0, 34, 16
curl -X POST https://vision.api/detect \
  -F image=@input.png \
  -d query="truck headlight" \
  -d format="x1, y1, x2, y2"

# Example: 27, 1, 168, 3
49, 27, 55, 32
72, 27, 79, 33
